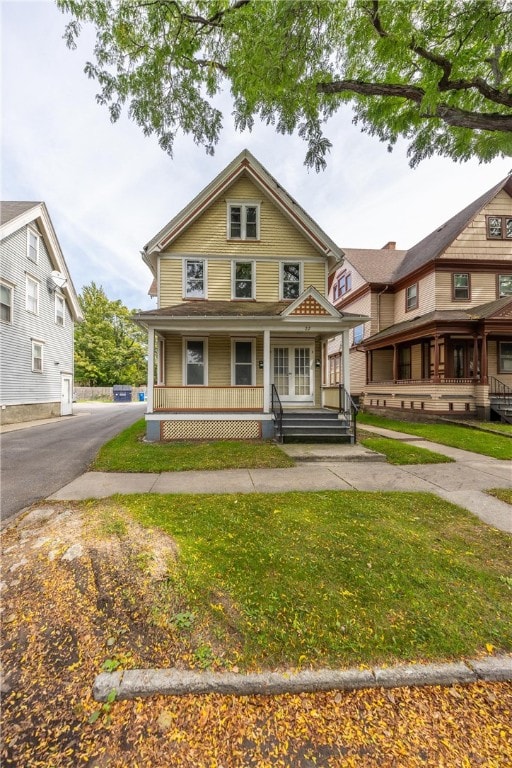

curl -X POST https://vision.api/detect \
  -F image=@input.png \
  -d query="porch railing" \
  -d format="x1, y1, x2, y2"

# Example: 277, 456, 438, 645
489, 376, 512, 407
154, 386, 264, 411
271, 384, 283, 442
339, 384, 359, 443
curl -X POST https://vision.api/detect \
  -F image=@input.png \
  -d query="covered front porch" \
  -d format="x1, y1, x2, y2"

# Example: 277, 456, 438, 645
135, 289, 368, 441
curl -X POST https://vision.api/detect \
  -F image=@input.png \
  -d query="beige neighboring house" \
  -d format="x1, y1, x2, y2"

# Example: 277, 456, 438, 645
134, 150, 368, 442
328, 175, 512, 422
1, 202, 82, 424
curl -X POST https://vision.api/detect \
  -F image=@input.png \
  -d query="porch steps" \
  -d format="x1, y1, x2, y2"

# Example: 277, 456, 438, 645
489, 399, 512, 425
280, 410, 352, 443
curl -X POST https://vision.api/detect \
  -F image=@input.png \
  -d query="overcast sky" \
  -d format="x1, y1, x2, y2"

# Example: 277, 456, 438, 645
2, 0, 510, 311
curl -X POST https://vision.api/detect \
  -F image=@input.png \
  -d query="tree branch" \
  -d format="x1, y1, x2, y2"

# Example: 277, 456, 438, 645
317, 79, 512, 131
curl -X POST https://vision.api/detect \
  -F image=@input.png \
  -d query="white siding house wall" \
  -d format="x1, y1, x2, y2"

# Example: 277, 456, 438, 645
1, 223, 75, 422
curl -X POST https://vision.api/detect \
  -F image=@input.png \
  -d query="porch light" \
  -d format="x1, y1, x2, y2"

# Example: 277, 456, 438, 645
258, 360, 264, 369
315, 359, 321, 368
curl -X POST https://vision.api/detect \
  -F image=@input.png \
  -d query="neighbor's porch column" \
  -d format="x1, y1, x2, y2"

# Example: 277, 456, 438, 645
481, 332, 488, 385
147, 326, 155, 413
263, 329, 271, 412
342, 329, 350, 407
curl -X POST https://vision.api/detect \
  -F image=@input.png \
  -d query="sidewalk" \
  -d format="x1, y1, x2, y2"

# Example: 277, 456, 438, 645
49, 427, 512, 533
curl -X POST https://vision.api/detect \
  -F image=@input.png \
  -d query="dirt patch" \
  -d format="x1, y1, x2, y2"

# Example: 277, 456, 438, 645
1, 502, 511, 767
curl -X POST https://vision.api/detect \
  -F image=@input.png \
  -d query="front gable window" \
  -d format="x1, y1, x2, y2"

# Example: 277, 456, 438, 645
233, 261, 254, 299
228, 202, 259, 240
486, 215, 512, 240
27, 229, 40, 262
281, 262, 301, 299
184, 258, 206, 298
55, 293, 65, 325
453, 273, 470, 300
405, 283, 418, 312
498, 275, 512, 297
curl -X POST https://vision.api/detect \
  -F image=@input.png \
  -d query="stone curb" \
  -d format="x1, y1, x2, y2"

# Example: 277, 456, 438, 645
93, 656, 512, 702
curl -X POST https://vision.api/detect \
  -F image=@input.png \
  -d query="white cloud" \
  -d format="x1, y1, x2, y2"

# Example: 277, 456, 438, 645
2, 0, 509, 311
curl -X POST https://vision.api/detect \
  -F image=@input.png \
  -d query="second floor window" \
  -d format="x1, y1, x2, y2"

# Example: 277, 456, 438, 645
26, 275, 39, 314
498, 274, 512, 297
282, 262, 300, 299
185, 259, 205, 298
228, 203, 259, 240
233, 261, 254, 299
333, 271, 352, 301
353, 324, 364, 345
405, 283, 418, 312
1, 282, 13, 323
453, 273, 470, 300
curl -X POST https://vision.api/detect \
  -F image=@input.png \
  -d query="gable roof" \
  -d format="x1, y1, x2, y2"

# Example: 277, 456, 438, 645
342, 247, 407, 284
392, 175, 512, 283
142, 150, 344, 272
0, 201, 83, 322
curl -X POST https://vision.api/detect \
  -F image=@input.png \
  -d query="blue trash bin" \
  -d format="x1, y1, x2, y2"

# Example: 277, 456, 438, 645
138, 392, 145, 402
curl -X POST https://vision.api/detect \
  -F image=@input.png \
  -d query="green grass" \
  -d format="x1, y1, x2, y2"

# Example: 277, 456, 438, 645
91, 419, 295, 472
487, 488, 512, 505
108, 491, 512, 669
359, 433, 453, 465
358, 412, 512, 460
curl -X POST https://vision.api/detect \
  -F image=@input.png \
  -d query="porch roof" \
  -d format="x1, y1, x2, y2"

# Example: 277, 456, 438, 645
362, 297, 512, 348
136, 300, 291, 318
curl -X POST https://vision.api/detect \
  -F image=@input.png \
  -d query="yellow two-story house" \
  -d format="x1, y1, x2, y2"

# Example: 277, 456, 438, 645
135, 150, 368, 442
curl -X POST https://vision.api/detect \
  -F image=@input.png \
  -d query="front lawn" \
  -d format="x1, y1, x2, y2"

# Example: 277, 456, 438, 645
115, 490, 511, 669
358, 413, 512, 460
487, 488, 512, 505
359, 434, 453, 465
91, 419, 295, 472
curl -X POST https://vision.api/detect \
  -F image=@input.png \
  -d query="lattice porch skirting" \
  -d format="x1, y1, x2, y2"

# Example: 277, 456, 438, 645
160, 419, 262, 441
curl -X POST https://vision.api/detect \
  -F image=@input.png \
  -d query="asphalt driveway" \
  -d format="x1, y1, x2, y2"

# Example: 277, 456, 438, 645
0, 401, 146, 522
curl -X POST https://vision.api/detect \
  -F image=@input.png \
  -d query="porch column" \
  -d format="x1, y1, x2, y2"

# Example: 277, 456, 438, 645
481, 332, 488, 385
342, 330, 350, 406
473, 335, 479, 381
366, 350, 372, 385
392, 344, 398, 382
263, 329, 271, 413
147, 326, 155, 413
433, 335, 440, 383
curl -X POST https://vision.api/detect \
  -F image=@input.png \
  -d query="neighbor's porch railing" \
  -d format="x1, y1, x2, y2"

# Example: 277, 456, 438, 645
153, 386, 264, 411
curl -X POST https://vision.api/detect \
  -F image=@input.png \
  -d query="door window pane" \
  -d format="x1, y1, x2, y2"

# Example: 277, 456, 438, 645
294, 348, 311, 396
186, 340, 205, 384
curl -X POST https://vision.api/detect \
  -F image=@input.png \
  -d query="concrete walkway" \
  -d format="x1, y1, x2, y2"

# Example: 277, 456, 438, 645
49, 426, 512, 533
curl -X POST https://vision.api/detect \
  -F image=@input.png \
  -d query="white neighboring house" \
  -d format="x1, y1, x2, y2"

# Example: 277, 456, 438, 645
0, 202, 83, 424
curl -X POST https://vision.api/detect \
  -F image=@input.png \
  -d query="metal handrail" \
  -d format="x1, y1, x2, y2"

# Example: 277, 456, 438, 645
271, 384, 284, 442
339, 384, 359, 443
489, 376, 512, 406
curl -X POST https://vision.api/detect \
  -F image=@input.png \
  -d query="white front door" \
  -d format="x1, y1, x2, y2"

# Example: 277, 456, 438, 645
60, 374, 73, 416
272, 345, 314, 403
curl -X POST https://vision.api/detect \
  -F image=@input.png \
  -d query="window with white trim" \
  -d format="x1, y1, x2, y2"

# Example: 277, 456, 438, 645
232, 339, 254, 385
498, 274, 512, 297
353, 324, 364, 345
26, 275, 39, 314
0, 282, 13, 323
228, 202, 259, 240
233, 261, 254, 299
405, 283, 418, 311
184, 258, 206, 298
27, 228, 40, 262
55, 293, 65, 326
184, 338, 207, 385
281, 262, 301, 299
32, 340, 44, 372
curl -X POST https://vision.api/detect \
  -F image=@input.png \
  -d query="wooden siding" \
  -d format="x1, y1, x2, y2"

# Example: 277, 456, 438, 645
0, 224, 74, 407
440, 190, 512, 261
303, 262, 326, 294
165, 175, 322, 257
395, 270, 436, 324
436, 270, 508, 309
349, 347, 367, 395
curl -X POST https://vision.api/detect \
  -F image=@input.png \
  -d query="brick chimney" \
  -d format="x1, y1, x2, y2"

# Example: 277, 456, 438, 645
381, 241, 396, 250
